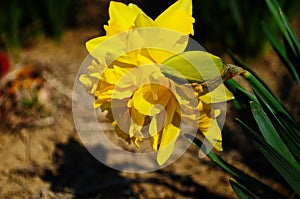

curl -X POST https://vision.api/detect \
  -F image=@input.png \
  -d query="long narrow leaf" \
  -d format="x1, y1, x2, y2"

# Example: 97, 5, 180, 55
250, 101, 299, 168
185, 134, 283, 198
225, 79, 257, 102
278, 5, 300, 56
230, 179, 260, 199
262, 22, 300, 84
253, 90, 300, 164
242, 71, 295, 123
227, 77, 300, 163
227, 69, 300, 161
264, 0, 300, 84
237, 119, 300, 196
228, 56, 300, 134
274, 112, 300, 163
264, 0, 297, 55
245, 71, 300, 147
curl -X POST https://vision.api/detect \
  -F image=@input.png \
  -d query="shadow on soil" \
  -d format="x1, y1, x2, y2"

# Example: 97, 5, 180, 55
41, 138, 230, 199
40, 138, 134, 198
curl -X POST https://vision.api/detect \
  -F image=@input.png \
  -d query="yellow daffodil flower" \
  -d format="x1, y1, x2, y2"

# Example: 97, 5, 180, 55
80, 0, 233, 165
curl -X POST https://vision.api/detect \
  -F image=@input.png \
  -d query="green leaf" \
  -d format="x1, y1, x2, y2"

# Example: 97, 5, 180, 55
227, 57, 300, 163
225, 79, 256, 102
161, 51, 224, 84
264, 0, 298, 55
185, 134, 282, 198
271, 112, 300, 163
230, 179, 260, 199
243, 72, 300, 153
275, 112, 300, 145
252, 89, 300, 164
250, 101, 299, 168
264, 0, 300, 84
237, 119, 300, 196
262, 22, 300, 84
242, 71, 294, 122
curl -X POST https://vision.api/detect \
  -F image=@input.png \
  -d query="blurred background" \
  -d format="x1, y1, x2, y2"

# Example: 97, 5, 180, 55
0, 0, 300, 198
1, 0, 300, 57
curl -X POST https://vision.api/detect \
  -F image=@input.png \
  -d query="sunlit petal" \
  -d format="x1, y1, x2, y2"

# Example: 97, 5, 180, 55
157, 99, 180, 165
132, 84, 171, 116
200, 84, 234, 104
134, 13, 156, 28
155, 0, 194, 35
201, 119, 223, 151
86, 36, 109, 55
156, 10, 194, 35
106, 1, 144, 35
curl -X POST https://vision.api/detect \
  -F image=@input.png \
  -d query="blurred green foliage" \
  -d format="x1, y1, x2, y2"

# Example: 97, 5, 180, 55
193, 0, 300, 58
263, 0, 300, 84
0, 0, 79, 49
2, 0, 300, 60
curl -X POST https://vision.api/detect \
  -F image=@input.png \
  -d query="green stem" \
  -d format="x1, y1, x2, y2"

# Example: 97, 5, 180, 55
197, 64, 245, 96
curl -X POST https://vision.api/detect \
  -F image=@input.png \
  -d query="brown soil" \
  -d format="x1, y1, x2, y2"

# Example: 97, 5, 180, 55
0, 1, 299, 199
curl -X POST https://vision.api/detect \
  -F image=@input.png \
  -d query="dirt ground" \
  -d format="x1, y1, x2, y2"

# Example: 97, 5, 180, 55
0, 1, 300, 199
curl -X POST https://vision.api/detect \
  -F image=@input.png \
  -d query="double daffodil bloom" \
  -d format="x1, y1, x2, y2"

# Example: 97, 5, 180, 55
80, 0, 232, 165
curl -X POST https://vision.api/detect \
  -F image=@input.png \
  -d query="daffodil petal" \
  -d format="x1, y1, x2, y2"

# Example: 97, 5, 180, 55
113, 87, 135, 100
136, 29, 188, 63
149, 116, 158, 137
87, 35, 131, 61
161, 51, 224, 84
157, 99, 180, 165
198, 112, 211, 132
157, 124, 180, 165
150, 132, 160, 151
115, 48, 154, 66
134, 13, 156, 28
128, 107, 145, 147
105, 2, 144, 35
155, 0, 194, 35
133, 94, 159, 116
147, 49, 177, 65
156, 10, 194, 35
94, 90, 113, 107
149, 111, 168, 150
101, 65, 128, 84
132, 84, 171, 116
201, 119, 223, 151
86, 36, 108, 55
199, 84, 234, 104
130, 106, 146, 127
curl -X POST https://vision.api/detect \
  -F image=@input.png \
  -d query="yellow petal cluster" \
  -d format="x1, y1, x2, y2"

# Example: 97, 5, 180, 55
80, 0, 231, 165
